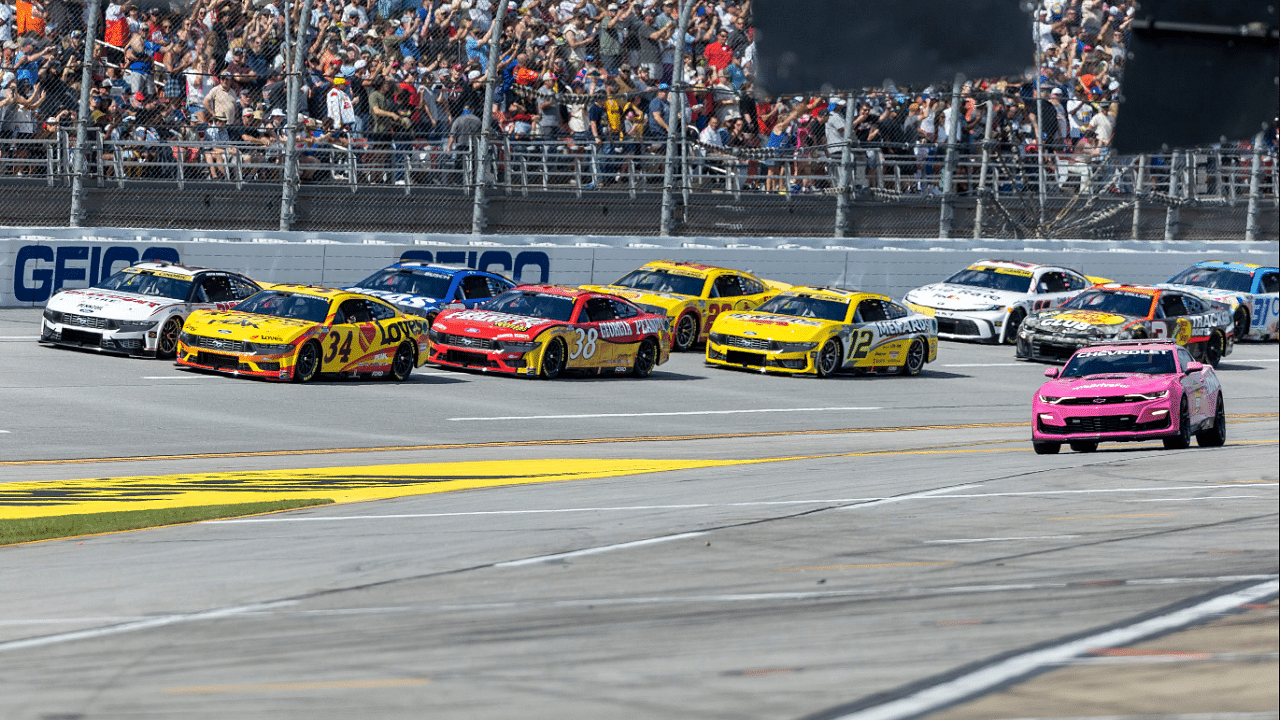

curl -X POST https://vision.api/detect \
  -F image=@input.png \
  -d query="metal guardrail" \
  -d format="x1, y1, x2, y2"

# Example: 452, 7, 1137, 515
1, 130, 1275, 239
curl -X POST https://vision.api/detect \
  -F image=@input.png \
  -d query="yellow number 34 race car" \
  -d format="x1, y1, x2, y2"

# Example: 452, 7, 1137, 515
177, 286, 429, 382
706, 287, 938, 377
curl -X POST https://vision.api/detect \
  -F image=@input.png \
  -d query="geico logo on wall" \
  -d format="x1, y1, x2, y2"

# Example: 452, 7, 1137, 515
399, 249, 550, 283
13, 245, 182, 303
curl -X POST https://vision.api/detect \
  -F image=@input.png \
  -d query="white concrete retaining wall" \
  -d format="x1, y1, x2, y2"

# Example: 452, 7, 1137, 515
2, 227, 1276, 308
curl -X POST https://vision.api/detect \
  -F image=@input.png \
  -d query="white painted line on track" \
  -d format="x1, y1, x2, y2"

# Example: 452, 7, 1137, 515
1125, 496, 1265, 502
493, 531, 708, 568
0, 336, 38, 340
943, 363, 1026, 367
448, 406, 882, 421
0, 430, 10, 434
989, 713, 1277, 720
142, 376, 200, 380
925, 535, 1080, 545
217, 483, 1277, 524
823, 578, 1279, 720
837, 484, 984, 509
1247, 358, 1279, 362
0, 599, 297, 654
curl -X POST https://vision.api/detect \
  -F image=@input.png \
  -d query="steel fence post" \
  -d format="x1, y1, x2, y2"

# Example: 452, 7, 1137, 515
70, 0, 101, 227
280, 0, 314, 231
1245, 132, 1265, 242
659, 0, 694, 236
1164, 151, 1181, 241
471, 0, 510, 236
938, 76, 962, 239
834, 93, 855, 238
1131, 154, 1145, 240
972, 99, 995, 239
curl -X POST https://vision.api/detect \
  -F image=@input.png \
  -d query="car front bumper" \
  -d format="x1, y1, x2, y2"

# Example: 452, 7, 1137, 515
705, 341, 814, 375
176, 343, 295, 381
40, 318, 156, 356
1032, 401, 1177, 442
429, 342, 534, 375
1016, 329, 1104, 363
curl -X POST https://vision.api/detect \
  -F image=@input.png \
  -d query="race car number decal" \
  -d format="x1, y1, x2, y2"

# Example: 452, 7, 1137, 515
570, 328, 599, 359
848, 329, 874, 360
325, 331, 354, 363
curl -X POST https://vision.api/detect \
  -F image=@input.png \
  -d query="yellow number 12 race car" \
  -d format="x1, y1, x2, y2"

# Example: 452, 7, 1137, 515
706, 287, 938, 376
177, 286, 429, 382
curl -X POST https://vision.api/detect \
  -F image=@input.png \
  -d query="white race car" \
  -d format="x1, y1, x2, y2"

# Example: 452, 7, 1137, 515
1159, 261, 1280, 342
903, 260, 1106, 344
40, 262, 263, 358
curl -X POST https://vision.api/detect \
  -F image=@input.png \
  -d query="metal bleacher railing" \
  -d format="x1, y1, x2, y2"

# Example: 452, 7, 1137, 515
1, 128, 1275, 240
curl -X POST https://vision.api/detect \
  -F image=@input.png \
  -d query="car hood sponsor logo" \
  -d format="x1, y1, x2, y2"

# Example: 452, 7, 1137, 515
1043, 376, 1174, 396
1042, 310, 1128, 326
906, 283, 1017, 310
346, 287, 439, 310
583, 286, 690, 303
446, 310, 552, 334
47, 289, 168, 321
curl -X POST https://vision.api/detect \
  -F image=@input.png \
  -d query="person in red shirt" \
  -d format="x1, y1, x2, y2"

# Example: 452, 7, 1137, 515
703, 28, 733, 71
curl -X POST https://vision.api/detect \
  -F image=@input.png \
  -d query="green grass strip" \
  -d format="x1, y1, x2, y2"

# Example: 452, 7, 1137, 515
0, 498, 334, 546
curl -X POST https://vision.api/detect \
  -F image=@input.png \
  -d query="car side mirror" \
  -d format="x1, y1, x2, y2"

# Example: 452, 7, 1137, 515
1043, 367, 1059, 378
1185, 361, 1204, 374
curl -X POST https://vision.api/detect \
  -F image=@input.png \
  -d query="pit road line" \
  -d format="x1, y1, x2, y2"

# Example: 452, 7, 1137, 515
448, 406, 883, 421
818, 579, 1280, 720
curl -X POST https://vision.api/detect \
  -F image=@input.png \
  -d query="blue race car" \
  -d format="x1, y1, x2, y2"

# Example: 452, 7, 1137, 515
346, 262, 516, 323
1160, 261, 1280, 341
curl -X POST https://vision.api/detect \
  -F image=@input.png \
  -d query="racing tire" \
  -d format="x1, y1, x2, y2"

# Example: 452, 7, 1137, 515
539, 338, 567, 379
902, 338, 926, 376
1163, 397, 1191, 449
672, 312, 699, 352
156, 315, 183, 360
1204, 330, 1224, 368
1002, 309, 1026, 345
1196, 395, 1227, 447
631, 337, 658, 378
1033, 441, 1061, 455
293, 340, 321, 384
387, 342, 415, 382
1232, 307, 1249, 341
815, 338, 842, 377
1069, 441, 1098, 453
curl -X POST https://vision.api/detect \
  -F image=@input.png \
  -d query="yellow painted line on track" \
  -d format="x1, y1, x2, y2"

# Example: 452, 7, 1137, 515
777, 561, 955, 571
1051, 513, 1177, 520
165, 678, 429, 694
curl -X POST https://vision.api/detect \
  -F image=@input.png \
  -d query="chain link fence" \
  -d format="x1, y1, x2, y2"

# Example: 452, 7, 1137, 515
0, 126, 1275, 239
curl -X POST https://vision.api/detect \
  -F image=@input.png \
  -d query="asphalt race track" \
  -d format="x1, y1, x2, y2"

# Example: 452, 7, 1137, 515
1, 306, 1277, 720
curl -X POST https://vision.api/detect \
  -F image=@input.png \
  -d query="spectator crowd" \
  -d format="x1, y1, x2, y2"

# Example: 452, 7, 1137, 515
0, 0, 1263, 190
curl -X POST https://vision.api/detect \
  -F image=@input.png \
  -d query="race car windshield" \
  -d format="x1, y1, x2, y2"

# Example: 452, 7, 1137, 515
235, 291, 331, 323
1061, 350, 1177, 378
757, 295, 849, 322
96, 270, 192, 300
611, 269, 706, 297
944, 267, 1032, 293
1061, 290, 1154, 317
355, 269, 453, 299
485, 291, 575, 321
1167, 267, 1253, 293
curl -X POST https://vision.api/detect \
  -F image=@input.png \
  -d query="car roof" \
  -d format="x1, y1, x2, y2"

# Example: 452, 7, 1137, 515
260, 284, 356, 300
641, 260, 746, 277
1192, 260, 1277, 273
125, 261, 208, 277
1091, 283, 1161, 296
783, 286, 888, 303
511, 284, 591, 298
389, 261, 492, 276
1075, 341, 1179, 355
965, 259, 1048, 272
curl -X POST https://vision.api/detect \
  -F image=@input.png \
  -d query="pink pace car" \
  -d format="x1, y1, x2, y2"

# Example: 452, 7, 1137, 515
1032, 341, 1225, 454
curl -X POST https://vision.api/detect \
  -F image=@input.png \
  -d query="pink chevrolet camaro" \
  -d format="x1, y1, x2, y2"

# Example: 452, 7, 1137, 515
1032, 341, 1225, 455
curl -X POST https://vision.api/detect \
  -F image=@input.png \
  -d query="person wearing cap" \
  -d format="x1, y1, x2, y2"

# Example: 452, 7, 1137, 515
563, 10, 595, 67
326, 75, 357, 131
598, 3, 623, 73
535, 72, 561, 140
645, 82, 670, 148
203, 71, 238, 124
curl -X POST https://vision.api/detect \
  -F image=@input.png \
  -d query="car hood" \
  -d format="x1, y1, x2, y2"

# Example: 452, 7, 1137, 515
1028, 309, 1132, 327
1039, 373, 1176, 398
578, 285, 694, 310
904, 283, 1020, 310
47, 288, 177, 321
346, 286, 443, 312
713, 311, 832, 340
184, 309, 318, 344
433, 309, 564, 340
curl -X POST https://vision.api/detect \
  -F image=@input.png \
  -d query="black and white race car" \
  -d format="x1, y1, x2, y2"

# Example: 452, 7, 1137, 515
40, 262, 262, 358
